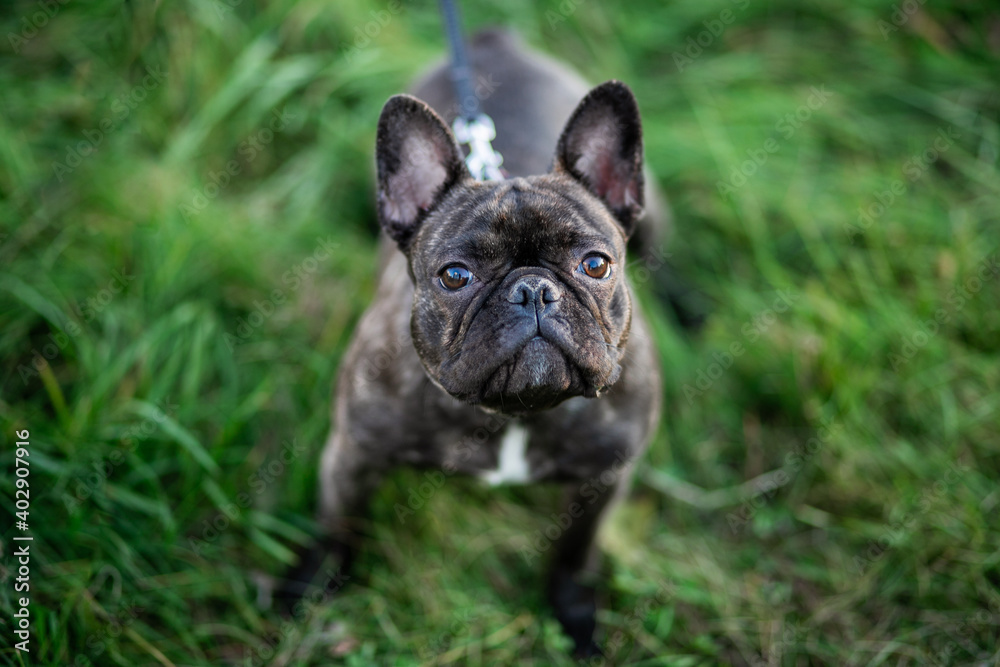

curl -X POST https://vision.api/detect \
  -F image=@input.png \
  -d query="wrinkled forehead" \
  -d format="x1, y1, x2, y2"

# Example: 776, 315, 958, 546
418, 177, 624, 265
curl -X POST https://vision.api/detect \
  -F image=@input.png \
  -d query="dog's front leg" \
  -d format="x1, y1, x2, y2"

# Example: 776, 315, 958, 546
276, 430, 381, 615
548, 476, 628, 658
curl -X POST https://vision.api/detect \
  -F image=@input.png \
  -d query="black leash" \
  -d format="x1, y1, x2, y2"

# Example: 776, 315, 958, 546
438, 0, 504, 181
439, 0, 477, 122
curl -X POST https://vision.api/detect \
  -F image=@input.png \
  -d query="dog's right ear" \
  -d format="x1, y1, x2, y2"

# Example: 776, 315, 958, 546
375, 95, 470, 249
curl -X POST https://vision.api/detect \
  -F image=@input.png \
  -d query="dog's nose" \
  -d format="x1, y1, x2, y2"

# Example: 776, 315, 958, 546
507, 275, 561, 310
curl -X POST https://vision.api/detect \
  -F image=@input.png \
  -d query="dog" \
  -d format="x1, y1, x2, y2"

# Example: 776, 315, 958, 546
280, 29, 665, 657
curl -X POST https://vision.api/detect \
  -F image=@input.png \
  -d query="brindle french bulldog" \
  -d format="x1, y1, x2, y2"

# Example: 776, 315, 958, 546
281, 29, 667, 657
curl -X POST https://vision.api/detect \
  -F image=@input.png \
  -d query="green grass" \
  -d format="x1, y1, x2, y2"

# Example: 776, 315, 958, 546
2, 0, 999, 665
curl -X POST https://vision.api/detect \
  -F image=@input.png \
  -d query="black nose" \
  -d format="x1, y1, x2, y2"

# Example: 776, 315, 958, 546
507, 275, 561, 311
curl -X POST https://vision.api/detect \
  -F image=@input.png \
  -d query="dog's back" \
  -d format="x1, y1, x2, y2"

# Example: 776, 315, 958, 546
409, 29, 590, 177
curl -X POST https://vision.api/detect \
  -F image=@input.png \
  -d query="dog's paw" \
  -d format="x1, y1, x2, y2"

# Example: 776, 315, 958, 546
572, 638, 604, 661
549, 569, 601, 658
273, 539, 353, 619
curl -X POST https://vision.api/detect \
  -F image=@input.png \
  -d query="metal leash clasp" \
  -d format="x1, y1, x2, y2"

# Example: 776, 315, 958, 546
452, 114, 504, 182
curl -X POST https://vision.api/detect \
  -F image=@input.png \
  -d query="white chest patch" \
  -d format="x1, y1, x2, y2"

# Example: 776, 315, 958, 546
480, 423, 531, 486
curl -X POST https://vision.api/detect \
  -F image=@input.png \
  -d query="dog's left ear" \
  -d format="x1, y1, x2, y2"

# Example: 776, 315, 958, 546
554, 80, 645, 238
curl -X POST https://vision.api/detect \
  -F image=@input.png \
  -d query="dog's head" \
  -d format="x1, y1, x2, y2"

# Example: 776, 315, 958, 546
375, 81, 645, 414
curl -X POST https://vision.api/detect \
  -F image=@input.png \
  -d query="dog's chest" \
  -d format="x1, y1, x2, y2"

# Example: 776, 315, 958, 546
426, 397, 612, 483
479, 422, 532, 485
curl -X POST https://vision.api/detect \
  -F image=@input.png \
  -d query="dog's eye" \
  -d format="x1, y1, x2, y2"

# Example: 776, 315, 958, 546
440, 265, 472, 290
579, 254, 610, 279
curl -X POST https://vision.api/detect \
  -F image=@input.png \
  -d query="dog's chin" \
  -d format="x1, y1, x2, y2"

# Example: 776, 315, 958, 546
441, 338, 604, 415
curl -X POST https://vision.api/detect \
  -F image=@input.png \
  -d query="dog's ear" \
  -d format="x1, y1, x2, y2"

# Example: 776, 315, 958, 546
554, 81, 645, 238
375, 95, 470, 249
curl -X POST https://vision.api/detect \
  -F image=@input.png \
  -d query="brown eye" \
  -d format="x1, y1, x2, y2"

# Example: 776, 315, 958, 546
579, 254, 610, 279
440, 265, 472, 290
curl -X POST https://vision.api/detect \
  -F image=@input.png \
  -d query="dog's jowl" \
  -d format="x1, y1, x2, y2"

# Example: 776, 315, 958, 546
281, 30, 663, 657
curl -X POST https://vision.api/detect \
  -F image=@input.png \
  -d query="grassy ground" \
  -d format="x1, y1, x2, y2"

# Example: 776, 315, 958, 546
2, 0, 999, 665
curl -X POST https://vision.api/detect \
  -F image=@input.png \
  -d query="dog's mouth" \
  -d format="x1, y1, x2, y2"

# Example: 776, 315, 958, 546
439, 332, 620, 414
477, 337, 578, 412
